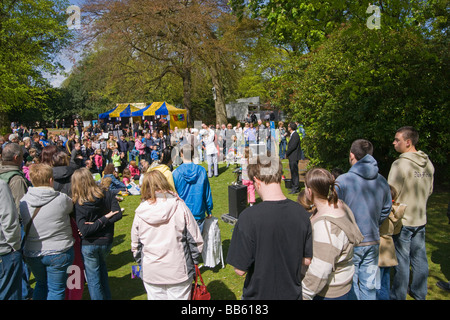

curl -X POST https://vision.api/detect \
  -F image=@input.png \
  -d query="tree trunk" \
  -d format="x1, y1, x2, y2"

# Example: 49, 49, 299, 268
209, 63, 227, 125
182, 67, 193, 127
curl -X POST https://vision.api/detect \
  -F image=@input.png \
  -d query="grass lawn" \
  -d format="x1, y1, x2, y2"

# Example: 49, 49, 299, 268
95, 160, 450, 300
57, 159, 447, 300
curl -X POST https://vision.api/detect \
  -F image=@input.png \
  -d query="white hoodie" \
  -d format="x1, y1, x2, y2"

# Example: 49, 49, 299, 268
131, 192, 203, 285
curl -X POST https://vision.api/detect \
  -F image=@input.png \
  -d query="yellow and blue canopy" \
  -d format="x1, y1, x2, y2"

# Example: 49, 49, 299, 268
131, 101, 187, 129
99, 104, 140, 119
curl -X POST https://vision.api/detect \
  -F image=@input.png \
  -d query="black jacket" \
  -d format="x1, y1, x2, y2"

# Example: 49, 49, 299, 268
286, 131, 302, 162
53, 165, 77, 197
74, 190, 122, 246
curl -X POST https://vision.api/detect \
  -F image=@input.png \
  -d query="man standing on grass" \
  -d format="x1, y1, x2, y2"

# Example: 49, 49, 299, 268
335, 139, 391, 300
286, 122, 302, 194
173, 144, 213, 233
226, 155, 312, 300
388, 126, 434, 300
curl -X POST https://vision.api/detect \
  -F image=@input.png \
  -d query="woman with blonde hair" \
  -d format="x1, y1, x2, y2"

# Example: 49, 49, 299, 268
20, 163, 74, 300
302, 168, 363, 300
71, 168, 122, 300
131, 170, 203, 300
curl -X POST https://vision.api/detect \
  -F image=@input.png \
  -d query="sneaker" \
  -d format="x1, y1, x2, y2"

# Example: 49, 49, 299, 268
436, 280, 450, 292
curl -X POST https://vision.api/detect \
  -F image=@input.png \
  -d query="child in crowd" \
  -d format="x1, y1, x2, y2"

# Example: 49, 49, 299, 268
122, 168, 132, 186
151, 145, 159, 163
240, 147, 255, 206
112, 149, 121, 172
22, 156, 35, 182
94, 148, 103, 174
139, 160, 150, 186
129, 160, 140, 180
119, 151, 128, 173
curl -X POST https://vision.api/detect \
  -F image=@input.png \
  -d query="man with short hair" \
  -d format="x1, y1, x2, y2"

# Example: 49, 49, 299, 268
0, 143, 29, 213
0, 143, 33, 300
286, 122, 302, 194
388, 126, 434, 300
227, 155, 312, 299
173, 144, 213, 233
335, 139, 391, 300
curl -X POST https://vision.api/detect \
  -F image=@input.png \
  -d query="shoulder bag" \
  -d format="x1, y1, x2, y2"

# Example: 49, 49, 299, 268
21, 206, 42, 251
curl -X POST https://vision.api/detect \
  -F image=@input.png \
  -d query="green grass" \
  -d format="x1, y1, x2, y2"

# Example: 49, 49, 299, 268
84, 160, 450, 300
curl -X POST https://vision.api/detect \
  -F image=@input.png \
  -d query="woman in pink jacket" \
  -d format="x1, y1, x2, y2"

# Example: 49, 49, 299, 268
131, 170, 203, 300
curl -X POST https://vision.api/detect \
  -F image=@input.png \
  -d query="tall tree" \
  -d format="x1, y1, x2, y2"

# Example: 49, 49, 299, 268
79, 0, 242, 125
0, 0, 71, 133
229, 0, 449, 53
270, 24, 449, 175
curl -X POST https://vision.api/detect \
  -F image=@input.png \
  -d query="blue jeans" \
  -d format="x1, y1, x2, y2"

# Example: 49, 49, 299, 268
279, 140, 286, 159
348, 244, 380, 300
376, 266, 391, 300
25, 247, 74, 300
0, 251, 23, 300
197, 218, 205, 234
81, 244, 112, 300
390, 225, 428, 300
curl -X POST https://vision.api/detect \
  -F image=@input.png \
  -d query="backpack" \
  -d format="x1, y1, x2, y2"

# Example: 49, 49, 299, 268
0, 170, 31, 187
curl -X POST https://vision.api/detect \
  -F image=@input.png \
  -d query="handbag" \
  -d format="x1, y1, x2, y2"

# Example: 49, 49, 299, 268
191, 265, 211, 300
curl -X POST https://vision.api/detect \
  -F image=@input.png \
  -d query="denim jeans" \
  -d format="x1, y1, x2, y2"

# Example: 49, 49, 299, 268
25, 247, 74, 300
0, 251, 23, 300
376, 266, 391, 300
279, 140, 286, 159
348, 244, 380, 300
81, 244, 112, 300
390, 225, 428, 300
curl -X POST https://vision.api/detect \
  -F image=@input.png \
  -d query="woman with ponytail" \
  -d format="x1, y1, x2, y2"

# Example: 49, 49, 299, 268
301, 168, 364, 300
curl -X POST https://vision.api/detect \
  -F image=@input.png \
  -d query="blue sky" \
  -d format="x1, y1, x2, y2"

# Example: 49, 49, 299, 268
46, 0, 84, 87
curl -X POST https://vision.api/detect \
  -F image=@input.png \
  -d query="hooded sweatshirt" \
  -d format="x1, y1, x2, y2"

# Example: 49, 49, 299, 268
302, 201, 364, 299
388, 151, 434, 227
19, 186, 74, 255
131, 192, 203, 284
173, 162, 213, 220
52, 165, 76, 197
336, 154, 392, 245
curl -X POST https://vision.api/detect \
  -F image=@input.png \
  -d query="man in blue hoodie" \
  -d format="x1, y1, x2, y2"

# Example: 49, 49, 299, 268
335, 139, 391, 300
173, 144, 213, 232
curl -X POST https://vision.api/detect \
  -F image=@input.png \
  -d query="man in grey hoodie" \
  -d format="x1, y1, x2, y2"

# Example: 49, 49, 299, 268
388, 126, 434, 300
336, 139, 392, 300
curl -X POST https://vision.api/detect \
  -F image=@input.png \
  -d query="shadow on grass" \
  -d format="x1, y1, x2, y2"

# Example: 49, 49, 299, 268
208, 280, 238, 300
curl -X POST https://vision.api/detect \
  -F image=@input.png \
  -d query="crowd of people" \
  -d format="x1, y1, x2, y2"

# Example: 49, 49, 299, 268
0, 118, 439, 301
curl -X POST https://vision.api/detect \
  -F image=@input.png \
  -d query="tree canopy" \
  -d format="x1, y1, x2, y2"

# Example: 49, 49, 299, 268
0, 0, 71, 132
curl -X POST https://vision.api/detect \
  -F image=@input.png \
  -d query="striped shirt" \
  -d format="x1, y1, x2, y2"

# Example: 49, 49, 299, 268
302, 209, 362, 300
